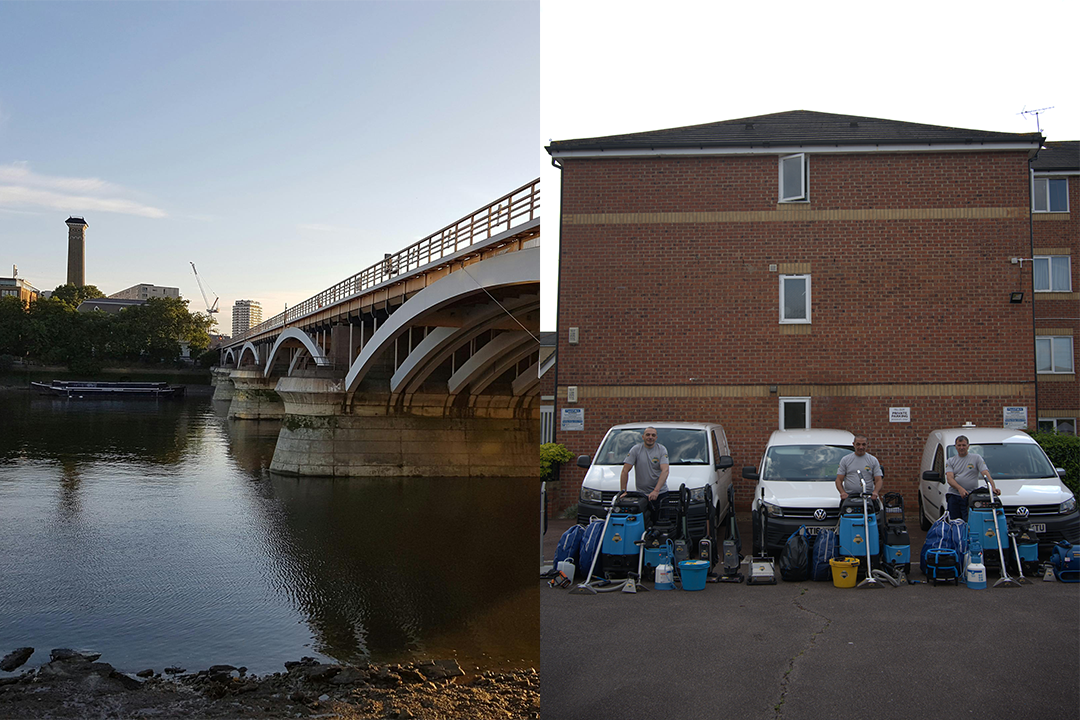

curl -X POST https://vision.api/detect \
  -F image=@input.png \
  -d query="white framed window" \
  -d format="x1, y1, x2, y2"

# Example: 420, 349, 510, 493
779, 153, 808, 203
1033, 255, 1072, 292
1036, 336, 1074, 374
1033, 177, 1069, 213
780, 397, 810, 430
1038, 418, 1076, 435
779, 274, 811, 324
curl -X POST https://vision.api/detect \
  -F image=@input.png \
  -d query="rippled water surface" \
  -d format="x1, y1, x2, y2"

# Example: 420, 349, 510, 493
0, 390, 538, 675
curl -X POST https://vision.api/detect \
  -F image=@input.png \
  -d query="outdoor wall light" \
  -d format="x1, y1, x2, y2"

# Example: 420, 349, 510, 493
769, 385, 778, 394
1010, 292, 1024, 304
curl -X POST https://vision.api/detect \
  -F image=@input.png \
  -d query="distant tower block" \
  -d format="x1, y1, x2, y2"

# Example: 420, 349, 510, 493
65, 216, 88, 287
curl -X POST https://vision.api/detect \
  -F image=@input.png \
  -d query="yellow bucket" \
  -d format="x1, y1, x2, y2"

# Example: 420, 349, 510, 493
829, 557, 860, 588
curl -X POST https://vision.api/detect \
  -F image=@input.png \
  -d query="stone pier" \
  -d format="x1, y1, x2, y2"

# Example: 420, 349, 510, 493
211, 366, 235, 402
228, 369, 285, 420
270, 383, 537, 477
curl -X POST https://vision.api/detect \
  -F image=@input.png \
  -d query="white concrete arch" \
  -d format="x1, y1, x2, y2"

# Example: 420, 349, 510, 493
237, 342, 261, 368
447, 331, 535, 396
389, 294, 540, 395
264, 328, 330, 378
221, 348, 238, 367
345, 247, 538, 394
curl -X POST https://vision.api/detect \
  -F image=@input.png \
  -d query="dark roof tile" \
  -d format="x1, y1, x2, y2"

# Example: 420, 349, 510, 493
1032, 141, 1079, 171
547, 110, 1042, 153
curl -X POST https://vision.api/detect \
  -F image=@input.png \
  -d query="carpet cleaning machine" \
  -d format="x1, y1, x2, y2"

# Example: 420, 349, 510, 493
838, 473, 882, 580
967, 485, 1022, 588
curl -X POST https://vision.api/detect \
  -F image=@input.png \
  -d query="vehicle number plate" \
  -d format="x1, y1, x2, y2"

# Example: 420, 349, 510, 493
804, 526, 822, 535
1029, 523, 1046, 533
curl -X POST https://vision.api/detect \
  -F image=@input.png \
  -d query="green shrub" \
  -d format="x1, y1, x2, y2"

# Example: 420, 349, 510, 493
1027, 430, 1080, 495
540, 442, 575, 480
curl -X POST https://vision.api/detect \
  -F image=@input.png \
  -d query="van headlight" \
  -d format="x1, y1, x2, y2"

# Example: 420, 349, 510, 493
761, 501, 783, 517
1062, 497, 1077, 514
690, 487, 707, 503
580, 487, 602, 504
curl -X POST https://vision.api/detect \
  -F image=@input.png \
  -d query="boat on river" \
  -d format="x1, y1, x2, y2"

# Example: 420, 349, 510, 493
30, 380, 186, 398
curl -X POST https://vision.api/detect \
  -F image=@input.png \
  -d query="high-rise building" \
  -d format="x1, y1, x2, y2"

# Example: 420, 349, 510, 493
65, 217, 87, 287
232, 300, 263, 337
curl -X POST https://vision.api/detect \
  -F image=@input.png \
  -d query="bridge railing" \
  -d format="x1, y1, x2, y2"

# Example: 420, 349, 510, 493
232, 178, 539, 344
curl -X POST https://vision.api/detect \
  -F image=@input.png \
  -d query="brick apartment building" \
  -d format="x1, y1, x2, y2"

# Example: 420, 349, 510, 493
545, 110, 1075, 513
1032, 141, 1079, 434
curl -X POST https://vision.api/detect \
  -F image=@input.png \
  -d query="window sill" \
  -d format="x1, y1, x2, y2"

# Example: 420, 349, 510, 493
1036, 373, 1075, 381
779, 324, 812, 335
1032, 212, 1070, 220
777, 201, 811, 209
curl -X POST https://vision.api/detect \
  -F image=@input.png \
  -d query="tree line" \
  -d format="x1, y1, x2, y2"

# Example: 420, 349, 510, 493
0, 284, 216, 373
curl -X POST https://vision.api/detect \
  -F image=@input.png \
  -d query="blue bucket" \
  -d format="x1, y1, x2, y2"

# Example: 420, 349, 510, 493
678, 560, 709, 591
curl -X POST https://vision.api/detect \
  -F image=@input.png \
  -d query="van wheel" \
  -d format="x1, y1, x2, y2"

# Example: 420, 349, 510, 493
918, 495, 931, 531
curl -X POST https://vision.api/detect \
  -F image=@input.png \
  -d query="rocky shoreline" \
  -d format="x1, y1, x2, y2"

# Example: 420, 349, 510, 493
0, 648, 539, 719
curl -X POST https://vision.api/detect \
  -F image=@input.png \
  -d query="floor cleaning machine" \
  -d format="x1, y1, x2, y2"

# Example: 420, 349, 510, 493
838, 474, 881, 583
881, 491, 911, 576
748, 487, 777, 585
966, 484, 1021, 588
600, 491, 650, 580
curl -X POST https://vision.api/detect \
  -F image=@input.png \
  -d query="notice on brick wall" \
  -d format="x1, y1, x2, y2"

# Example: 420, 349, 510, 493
889, 407, 910, 423
1003, 406, 1028, 430
561, 408, 584, 431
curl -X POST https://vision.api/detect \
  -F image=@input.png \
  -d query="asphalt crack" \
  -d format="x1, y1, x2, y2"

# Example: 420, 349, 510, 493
773, 587, 831, 719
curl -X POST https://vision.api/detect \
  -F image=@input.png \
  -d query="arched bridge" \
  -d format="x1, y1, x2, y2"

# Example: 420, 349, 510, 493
212, 180, 540, 478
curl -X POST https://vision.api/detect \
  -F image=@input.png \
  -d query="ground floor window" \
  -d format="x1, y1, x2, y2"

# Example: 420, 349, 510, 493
1038, 418, 1076, 435
780, 397, 810, 430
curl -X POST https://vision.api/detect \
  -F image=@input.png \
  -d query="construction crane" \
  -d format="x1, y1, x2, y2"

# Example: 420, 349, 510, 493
189, 262, 219, 314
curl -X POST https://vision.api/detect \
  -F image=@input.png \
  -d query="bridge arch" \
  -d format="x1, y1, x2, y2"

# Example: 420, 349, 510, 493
236, 342, 261, 368
221, 347, 238, 367
263, 328, 330, 379
344, 247, 539, 396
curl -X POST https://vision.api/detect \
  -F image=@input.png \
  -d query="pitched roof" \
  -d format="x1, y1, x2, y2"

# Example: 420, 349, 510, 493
547, 110, 1043, 153
1032, 141, 1080, 171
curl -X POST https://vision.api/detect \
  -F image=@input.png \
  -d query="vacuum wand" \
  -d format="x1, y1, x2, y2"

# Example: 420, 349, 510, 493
856, 471, 882, 588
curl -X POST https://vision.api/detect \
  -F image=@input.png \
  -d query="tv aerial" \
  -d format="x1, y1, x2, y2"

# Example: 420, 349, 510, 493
1018, 106, 1054, 133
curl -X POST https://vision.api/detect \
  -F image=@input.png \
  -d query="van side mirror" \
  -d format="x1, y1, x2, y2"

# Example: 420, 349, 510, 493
742, 466, 759, 481
576, 455, 591, 469
922, 470, 943, 483
715, 455, 734, 470
1058, 468, 1067, 480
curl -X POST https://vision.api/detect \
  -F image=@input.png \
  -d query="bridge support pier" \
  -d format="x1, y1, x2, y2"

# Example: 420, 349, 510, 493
228, 369, 285, 420
211, 367, 235, 401
270, 387, 538, 477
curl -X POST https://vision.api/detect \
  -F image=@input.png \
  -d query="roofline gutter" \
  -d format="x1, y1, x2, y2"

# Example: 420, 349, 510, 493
1032, 169, 1080, 176
547, 141, 1043, 160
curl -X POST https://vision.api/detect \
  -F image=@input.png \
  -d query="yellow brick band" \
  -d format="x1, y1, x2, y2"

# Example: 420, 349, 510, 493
559, 383, 1035, 400
562, 207, 1031, 225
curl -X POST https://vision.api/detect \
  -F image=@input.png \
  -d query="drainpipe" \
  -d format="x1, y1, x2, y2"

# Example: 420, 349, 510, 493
1027, 152, 1040, 427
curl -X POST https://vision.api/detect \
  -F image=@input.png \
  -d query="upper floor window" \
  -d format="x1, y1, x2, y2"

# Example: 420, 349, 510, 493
1034, 255, 1072, 292
1036, 336, 1074, 374
1033, 177, 1068, 213
779, 274, 811, 324
779, 153, 808, 203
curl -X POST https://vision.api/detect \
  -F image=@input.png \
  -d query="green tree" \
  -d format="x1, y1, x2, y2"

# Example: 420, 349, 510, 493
50, 283, 105, 309
1028, 431, 1080, 495
0, 295, 29, 358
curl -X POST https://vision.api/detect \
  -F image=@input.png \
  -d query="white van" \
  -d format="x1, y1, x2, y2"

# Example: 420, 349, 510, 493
575, 422, 735, 544
918, 427, 1078, 555
742, 429, 859, 556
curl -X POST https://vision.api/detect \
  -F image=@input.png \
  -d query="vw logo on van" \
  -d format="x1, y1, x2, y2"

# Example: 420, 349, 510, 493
1015, 507, 1030, 519
814, 509, 827, 521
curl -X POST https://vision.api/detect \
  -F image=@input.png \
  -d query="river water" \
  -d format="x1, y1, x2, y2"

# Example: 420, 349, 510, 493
0, 389, 538, 675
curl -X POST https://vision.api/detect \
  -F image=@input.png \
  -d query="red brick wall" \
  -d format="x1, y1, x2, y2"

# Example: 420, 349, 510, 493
1032, 173, 1079, 419
551, 149, 1038, 514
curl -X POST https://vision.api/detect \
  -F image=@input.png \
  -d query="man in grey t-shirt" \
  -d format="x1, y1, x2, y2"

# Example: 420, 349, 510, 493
834, 435, 884, 500
619, 427, 670, 503
945, 435, 999, 522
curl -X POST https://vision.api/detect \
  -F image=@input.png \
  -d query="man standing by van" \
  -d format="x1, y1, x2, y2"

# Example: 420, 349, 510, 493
835, 435, 884, 501
619, 427, 670, 511
945, 435, 999, 522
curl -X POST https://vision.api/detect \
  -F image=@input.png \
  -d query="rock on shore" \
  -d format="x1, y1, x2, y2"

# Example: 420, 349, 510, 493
0, 649, 539, 719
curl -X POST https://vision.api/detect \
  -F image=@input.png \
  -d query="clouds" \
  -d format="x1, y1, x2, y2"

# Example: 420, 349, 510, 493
0, 162, 167, 219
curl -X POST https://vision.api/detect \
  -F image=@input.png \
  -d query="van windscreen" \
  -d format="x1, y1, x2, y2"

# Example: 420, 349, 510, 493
762, 445, 854, 481
946, 443, 1057, 480
594, 428, 710, 465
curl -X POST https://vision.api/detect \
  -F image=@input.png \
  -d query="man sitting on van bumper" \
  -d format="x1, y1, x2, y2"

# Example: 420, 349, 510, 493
619, 427, 670, 515
945, 435, 1000, 522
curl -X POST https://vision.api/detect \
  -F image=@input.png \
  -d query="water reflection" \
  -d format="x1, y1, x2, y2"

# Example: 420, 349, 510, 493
0, 391, 538, 673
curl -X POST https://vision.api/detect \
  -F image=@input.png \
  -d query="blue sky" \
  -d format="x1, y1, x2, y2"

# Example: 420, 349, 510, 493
0, 1, 539, 334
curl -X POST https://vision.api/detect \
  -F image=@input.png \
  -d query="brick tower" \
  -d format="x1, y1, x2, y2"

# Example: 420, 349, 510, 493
65, 216, 87, 287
